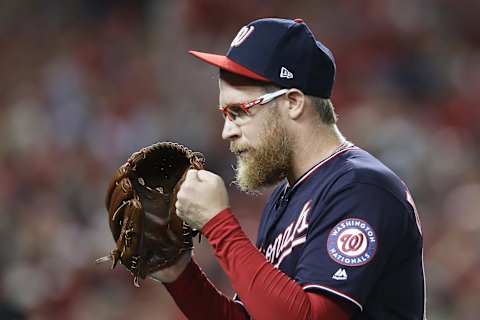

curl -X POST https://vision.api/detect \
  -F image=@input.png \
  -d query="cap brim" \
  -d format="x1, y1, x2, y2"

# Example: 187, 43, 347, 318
189, 51, 269, 82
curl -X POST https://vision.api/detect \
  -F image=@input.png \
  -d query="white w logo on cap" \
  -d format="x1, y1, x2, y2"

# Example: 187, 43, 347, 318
280, 67, 294, 79
231, 26, 255, 47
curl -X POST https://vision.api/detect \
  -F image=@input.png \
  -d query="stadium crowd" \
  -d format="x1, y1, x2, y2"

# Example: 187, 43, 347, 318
0, 0, 478, 319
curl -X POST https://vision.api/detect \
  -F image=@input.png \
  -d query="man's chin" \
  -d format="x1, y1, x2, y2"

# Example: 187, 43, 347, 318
234, 164, 283, 194
234, 163, 259, 193
235, 179, 264, 195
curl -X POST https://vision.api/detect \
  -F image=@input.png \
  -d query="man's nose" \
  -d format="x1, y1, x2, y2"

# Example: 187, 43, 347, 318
221, 118, 241, 141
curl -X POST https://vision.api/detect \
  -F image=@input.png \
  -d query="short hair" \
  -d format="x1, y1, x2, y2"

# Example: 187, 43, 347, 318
219, 70, 337, 125
308, 96, 337, 125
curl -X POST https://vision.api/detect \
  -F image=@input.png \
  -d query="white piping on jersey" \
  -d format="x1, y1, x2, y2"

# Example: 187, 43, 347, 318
286, 145, 357, 192
303, 284, 363, 311
232, 298, 251, 320
422, 248, 427, 319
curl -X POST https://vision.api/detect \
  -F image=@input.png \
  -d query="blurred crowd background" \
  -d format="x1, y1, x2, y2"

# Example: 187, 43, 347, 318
0, 0, 479, 319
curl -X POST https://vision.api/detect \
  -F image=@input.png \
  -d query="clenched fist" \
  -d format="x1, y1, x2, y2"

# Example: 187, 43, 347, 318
175, 169, 230, 230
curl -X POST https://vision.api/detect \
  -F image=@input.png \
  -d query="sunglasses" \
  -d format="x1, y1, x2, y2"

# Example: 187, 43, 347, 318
219, 88, 288, 122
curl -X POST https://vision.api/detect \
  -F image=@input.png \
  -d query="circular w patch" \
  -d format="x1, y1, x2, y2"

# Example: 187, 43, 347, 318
327, 218, 377, 266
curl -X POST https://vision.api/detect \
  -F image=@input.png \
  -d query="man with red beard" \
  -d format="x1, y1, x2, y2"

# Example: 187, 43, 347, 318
152, 18, 426, 319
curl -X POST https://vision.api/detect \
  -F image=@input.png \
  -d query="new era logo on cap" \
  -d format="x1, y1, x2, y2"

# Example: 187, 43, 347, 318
280, 67, 294, 79
190, 18, 336, 98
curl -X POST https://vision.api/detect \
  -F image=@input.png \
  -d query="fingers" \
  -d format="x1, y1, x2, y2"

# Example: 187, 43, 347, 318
185, 169, 200, 182
186, 169, 217, 183
175, 201, 184, 218
176, 170, 198, 209
175, 169, 225, 219
197, 169, 215, 181
176, 170, 205, 206
177, 170, 221, 203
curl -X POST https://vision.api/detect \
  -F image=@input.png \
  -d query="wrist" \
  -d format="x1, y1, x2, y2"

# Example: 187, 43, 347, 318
201, 208, 234, 234
196, 206, 229, 230
149, 252, 192, 284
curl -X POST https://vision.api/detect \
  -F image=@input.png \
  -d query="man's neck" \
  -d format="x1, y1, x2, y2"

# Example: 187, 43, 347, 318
287, 125, 346, 185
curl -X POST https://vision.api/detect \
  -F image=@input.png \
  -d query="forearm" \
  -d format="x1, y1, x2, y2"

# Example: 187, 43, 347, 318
202, 209, 351, 320
164, 259, 248, 320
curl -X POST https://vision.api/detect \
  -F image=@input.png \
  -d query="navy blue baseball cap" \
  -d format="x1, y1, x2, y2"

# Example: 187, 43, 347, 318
190, 18, 336, 98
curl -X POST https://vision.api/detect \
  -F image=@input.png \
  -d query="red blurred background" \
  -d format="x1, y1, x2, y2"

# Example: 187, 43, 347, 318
0, 0, 479, 319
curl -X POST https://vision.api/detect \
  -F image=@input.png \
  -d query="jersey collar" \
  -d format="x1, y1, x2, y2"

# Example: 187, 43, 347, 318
285, 142, 357, 193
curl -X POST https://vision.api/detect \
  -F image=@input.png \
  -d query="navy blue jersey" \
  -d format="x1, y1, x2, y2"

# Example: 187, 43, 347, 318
237, 145, 425, 319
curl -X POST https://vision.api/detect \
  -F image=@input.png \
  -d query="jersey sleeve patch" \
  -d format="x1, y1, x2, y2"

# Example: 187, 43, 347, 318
327, 218, 377, 266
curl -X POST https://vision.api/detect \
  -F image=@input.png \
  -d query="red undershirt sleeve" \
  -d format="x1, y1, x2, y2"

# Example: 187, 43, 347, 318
166, 208, 353, 319
164, 259, 249, 319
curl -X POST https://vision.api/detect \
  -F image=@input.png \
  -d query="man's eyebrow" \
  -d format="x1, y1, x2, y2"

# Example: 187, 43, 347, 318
219, 102, 242, 108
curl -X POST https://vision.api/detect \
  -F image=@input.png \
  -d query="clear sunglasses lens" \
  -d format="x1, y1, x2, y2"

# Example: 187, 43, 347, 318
226, 106, 248, 121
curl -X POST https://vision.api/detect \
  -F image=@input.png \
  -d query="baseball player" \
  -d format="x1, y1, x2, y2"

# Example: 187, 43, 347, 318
153, 18, 426, 319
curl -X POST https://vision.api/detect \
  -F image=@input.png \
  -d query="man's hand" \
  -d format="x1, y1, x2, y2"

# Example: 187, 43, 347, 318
176, 169, 230, 230
149, 252, 192, 283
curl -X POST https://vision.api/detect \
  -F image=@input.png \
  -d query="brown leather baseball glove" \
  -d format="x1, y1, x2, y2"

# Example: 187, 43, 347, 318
96, 142, 205, 286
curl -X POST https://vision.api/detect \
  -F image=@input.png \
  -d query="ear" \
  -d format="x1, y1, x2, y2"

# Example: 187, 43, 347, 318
285, 89, 305, 120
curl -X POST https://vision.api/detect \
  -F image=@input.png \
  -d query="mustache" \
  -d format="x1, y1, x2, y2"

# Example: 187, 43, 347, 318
230, 143, 253, 154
